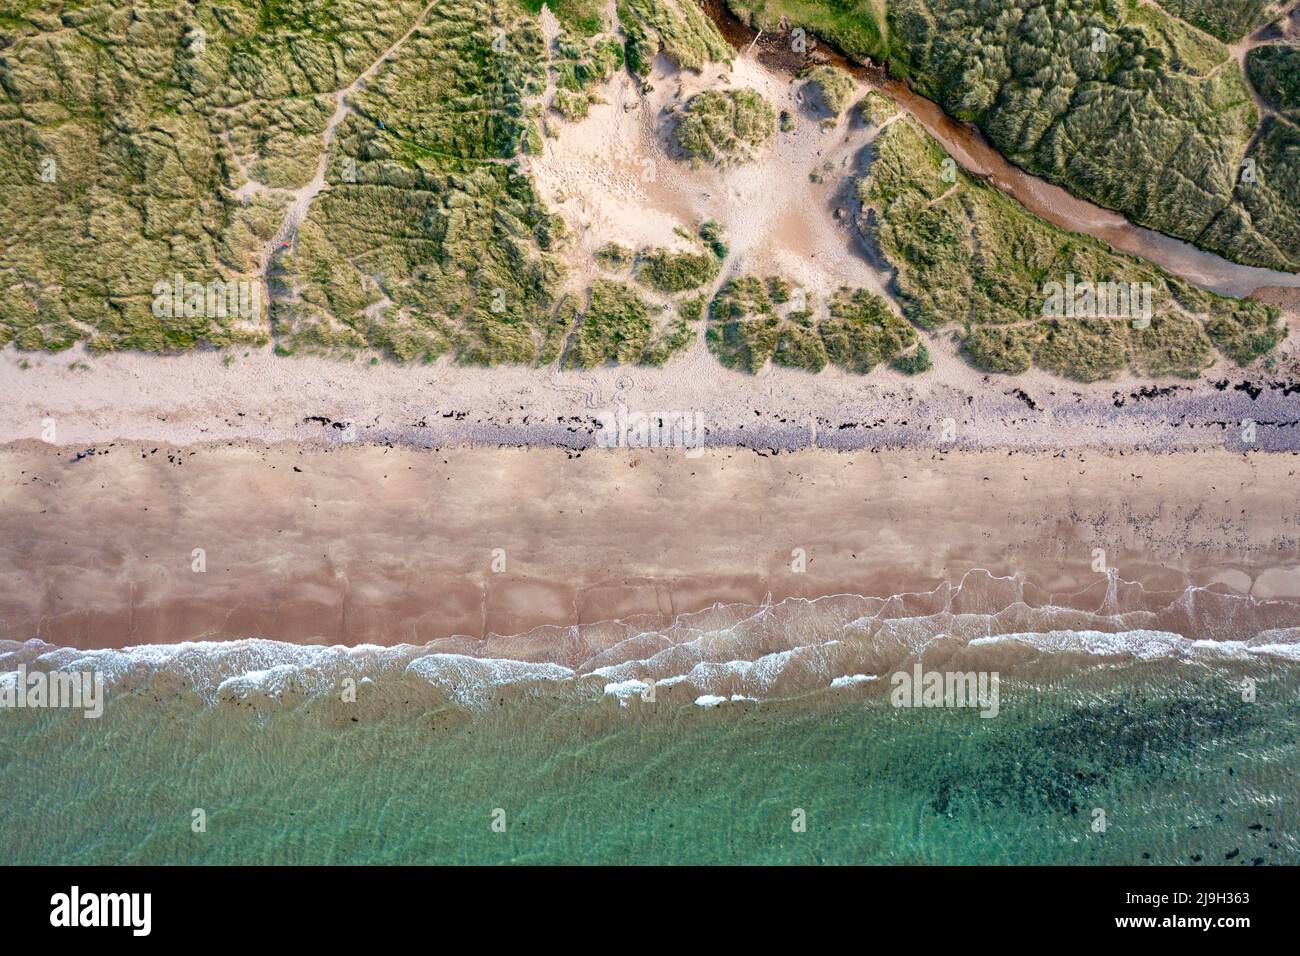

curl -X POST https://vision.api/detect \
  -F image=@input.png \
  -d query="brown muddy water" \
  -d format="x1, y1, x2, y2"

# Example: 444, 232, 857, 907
701, 0, 1300, 299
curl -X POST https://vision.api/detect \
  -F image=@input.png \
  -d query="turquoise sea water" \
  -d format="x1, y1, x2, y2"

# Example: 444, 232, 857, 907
3, 575, 1298, 865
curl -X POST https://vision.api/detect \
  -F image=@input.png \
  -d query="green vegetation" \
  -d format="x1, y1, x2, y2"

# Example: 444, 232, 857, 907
564, 279, 653, 367
725, 0, 892, 64
856, 91, 897, 125
707, 275, 781, 372
617, 0, 735, 77
819, 286, 916, 373
2, 0, 1289, 383
518, 0, 607, 35
595, 243, 635, 271
0, 0, 438, 350
730, 0, 1299, 272
802, 65, 856, 117
886, 0, 1300, 273
674, 88, 777, 165
636, 248, 721, 292
708, 274, 915, 374
679, 294, 707, 322
550, 29, 623, 120
1246, 45, 1300, 116
890, 339, 931, 374
698, 219, 729, 258
1152, 0, 1275, 42
272, 0, 567, 364
858, 118, 1283, 380
552, 88, 594, 119
0, 0, 578, 361
564, 278, 695, 367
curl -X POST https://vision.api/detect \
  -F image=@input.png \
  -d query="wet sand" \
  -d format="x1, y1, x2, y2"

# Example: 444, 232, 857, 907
2, 441, 1297, 648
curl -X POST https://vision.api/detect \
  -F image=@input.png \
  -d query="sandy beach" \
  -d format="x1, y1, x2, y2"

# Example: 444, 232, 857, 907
2, 441, 1297, 648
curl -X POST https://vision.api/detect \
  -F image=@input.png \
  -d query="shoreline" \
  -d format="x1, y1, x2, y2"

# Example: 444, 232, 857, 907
4, 442, 1298, 649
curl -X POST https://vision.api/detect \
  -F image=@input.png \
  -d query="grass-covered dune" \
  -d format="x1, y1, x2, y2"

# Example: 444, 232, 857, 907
0, 0, 441, 351
673, 87, 777, 165
1247, 44, 1300, 117
706, 274, 927, 375
0, 0, 732, 361
726, 0, 1300, 274
0, 0, 1291, 382
1151, 0, 1277, 42
886, 0, 1300, 274
859, 117, 1284, 381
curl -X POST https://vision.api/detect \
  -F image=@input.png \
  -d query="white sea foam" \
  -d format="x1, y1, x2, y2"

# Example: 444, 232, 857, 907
5, 572, 1300, 713
694, 694, 759, 708
967, 629, 1300, 662
603, 678, 652, 706
829, 674, 878, 688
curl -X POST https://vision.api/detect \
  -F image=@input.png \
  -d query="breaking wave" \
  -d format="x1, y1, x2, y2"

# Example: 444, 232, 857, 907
4, 570, 1299, 715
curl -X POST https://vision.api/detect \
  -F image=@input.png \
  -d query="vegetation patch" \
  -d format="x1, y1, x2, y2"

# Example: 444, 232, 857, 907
708, 274, 915, 375
1246, 46, 1300, 117
885, 0, 1300, 272
858, 119, 1284, 380
618, 0, 734, 77
856, 91, 898, 126
724, 0, 892, 64
802, 65, 856, 118
550, 29, 623, 121
595, 243, 635, 271
819, 286, 917, 373
674, 88, 777, 165
1152, 0, 1275, 42
635, 248, 721, 293
564, 279, 695, 367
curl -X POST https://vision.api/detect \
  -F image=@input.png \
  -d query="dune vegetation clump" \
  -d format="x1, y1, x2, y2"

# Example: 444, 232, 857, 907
1246, 46, 1300, 117
563, 278, 696, 368
550, 30, 624, 121
674, 88, 777, 165
856, 91, 897, 126
707, 275, 916, 375
1151, 0, 1275, 42
802, 65, 856, 119
819, 287, 917, 374
858, 117, 1284, 381
707, 276, 782, 373
635, 249, 721, 293
595, 243, 635, 271
617, 0, 735, 76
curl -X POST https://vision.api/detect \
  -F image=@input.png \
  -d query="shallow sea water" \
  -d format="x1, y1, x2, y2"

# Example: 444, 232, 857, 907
3, 574, 1298, 864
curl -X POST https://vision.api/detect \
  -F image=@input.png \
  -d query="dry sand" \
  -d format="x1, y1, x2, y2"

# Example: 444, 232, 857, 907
2, 441, 1298, 648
